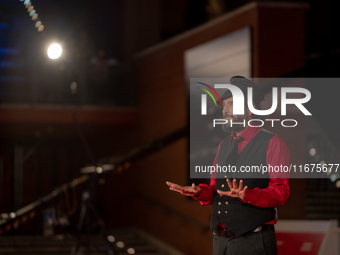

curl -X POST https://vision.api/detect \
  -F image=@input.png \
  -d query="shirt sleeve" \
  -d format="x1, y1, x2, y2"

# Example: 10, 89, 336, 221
192, 142, 221, 206
242, 135, 290, 207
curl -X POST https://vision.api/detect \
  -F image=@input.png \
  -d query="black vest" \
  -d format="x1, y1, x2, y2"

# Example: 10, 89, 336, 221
210, 129, 276, 236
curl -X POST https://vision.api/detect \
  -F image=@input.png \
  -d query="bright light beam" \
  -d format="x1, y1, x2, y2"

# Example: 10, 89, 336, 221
47, 44, 62, 59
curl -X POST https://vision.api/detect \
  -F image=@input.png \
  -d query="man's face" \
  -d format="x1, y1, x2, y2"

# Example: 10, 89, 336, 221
221, 97, 251, 133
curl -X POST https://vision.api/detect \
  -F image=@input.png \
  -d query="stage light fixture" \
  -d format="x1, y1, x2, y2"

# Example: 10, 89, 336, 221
1, 213, 9, 219
116, 241, 124, 248
309, 148, 316, 156
336, 180, 340, 188
47, 44, 62, 59
330, 174, 337, 182
127, 248, 135, 254
70, 82, 77, 90
37, 25, 44, 32
21, 0, 43, 32
35, 21, 41, 28
107, 235, 115, 242
96, 167, 103, 174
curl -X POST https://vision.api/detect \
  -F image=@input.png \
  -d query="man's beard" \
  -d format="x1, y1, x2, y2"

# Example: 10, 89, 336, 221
222, 114, 250, 133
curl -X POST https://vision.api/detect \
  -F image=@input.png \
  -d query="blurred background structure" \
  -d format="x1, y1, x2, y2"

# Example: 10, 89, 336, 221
1, 0, 340, 254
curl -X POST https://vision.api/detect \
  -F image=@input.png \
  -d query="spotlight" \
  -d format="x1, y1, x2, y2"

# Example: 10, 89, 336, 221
47, 44, 62, 59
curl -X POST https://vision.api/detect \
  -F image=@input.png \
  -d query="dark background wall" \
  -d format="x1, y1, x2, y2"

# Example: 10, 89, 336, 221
1, 1, 340, 255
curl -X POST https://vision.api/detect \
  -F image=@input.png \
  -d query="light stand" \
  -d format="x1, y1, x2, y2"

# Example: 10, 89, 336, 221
72, 171, 116, 255
70, 111, 116, 255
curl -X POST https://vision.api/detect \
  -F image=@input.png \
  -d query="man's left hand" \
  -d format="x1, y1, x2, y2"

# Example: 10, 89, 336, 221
217, 179, 248, 200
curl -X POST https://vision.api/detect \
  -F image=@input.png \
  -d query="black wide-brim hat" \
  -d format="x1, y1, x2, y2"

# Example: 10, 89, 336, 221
220, 76, 264, 104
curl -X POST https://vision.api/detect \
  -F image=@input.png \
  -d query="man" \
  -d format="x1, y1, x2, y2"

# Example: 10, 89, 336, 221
166, 76, 290, 255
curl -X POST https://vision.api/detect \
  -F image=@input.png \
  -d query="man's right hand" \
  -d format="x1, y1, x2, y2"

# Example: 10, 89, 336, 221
166, 181, 201, 197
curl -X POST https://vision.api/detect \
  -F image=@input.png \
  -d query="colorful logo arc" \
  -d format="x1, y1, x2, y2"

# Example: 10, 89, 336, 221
196, 82, 222, 106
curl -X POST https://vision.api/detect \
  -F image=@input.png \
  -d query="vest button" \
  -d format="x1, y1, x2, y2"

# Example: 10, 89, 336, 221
225, 201, 229, 205
218, 202, 221, 205
221, 184, 224, 187
224, 175, 227, 178
218, 211, 221, 214
225, 211, 228, 213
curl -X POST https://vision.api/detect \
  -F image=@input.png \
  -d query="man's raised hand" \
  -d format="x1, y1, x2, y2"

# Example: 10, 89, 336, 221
166, 181, 201, 197
217, 179, 248, 200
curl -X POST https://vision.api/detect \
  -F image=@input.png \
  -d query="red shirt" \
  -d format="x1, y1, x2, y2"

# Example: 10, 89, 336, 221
193, 126, 290, 227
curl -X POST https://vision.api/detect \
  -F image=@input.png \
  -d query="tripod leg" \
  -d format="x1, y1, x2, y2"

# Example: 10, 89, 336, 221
72, 202, 88, 254
85, 205, 91, 255
88, 203, 116, 255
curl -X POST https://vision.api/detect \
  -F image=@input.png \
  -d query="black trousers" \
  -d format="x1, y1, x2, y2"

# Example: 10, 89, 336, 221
213, 229, 278, 255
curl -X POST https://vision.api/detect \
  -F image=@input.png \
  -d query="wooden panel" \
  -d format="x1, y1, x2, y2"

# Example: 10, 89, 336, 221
0, 105, 138, 139
0, 146, 12, 212
185, 27, 251, 78
0, 105, 137, 125
256, 7, 306, 77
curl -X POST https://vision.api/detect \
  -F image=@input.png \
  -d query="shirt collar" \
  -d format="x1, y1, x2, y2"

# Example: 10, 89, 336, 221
230, 126, 261, 142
